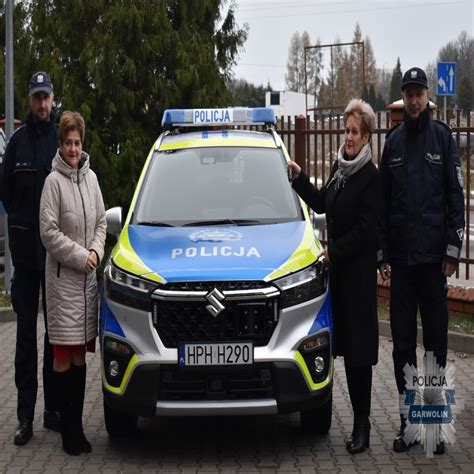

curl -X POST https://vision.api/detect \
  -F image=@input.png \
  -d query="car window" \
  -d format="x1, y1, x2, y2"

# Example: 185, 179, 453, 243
134, 146, 302, 226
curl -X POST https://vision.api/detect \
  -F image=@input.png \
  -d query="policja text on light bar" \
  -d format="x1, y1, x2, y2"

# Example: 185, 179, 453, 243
161, 107, 276, 127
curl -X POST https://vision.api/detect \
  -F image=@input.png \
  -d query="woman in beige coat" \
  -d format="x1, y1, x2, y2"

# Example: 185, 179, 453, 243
40, 111, 106, 455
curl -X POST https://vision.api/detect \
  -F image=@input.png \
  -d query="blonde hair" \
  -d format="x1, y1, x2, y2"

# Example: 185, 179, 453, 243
59, 111, 85, 144
343, 99, 376, 137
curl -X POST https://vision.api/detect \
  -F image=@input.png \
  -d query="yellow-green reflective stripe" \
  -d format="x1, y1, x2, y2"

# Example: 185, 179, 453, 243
264, 220, 321, 281
112, 137, 165, 283
159, 138, 276, 150
111, 227, 166, 283
124, 144, 156, 227
294, 351, 333, 391
102, 354, 139, 395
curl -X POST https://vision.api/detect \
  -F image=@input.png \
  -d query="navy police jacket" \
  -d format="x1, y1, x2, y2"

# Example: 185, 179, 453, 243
1, 111, 58, 270
379, 108, 464, 266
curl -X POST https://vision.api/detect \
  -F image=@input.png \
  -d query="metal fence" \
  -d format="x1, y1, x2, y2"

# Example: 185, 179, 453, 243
276, 111, 473, 283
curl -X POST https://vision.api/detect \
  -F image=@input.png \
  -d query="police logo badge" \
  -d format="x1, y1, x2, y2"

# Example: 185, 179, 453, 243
456, 166, 464, 188
457, 228, 464, 242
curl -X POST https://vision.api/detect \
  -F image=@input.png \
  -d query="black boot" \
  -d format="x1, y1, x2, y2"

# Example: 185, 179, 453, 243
14, 419, 33, 446
434, 440, 445, 455
346, 416, 370, 454
54, 370, 81, 456
71, 364, 92, 453
393, 415, 411, 452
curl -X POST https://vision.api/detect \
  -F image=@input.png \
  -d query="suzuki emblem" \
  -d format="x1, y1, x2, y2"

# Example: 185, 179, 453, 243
205, 288, 225, 317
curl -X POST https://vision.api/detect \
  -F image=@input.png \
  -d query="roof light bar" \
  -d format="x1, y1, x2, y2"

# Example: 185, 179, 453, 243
161, 107, 276, 127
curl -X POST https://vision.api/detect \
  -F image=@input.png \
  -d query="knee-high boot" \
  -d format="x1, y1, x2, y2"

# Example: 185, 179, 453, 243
54, 369, 81, 456
345, 364, 372, 454
71, 364, 92, 453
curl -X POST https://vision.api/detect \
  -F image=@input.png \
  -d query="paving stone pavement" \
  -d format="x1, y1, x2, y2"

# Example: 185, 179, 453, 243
0, 319, 473, 473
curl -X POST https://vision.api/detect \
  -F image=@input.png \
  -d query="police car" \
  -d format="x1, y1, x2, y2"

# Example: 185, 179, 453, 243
100, 107, 334, 437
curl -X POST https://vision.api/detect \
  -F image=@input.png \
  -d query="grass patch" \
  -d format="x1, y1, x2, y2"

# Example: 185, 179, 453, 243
0, 292, 11, 308
378, 301, 474, 335
0, 276, 12, 307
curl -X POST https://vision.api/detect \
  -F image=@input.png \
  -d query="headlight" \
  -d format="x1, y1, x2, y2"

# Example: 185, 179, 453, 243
104, 260, 158, 311
273, 259, 328, 308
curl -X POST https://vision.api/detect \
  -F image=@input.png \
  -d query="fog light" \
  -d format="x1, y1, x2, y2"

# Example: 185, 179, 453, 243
109, 360, 119, 377
314, 356, 325, 373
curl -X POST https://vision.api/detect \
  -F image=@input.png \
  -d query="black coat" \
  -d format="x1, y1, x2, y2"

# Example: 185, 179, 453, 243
293, 159, 380, 366
1, 111, 58, 270
379, 108, 464, 265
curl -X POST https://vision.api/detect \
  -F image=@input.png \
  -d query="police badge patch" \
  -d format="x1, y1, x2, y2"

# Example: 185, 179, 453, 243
456, 166, 464, 188
457, 228, 464, 242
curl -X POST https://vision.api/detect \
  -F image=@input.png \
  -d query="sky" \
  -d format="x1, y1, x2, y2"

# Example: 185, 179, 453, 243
232, 0, 474, 91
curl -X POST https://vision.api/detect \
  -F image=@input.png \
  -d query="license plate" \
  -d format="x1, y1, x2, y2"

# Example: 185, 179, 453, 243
178, 342, 253, 367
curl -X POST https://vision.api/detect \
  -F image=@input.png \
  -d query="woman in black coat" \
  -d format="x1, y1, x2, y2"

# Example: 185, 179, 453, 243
289, 99, 380, 454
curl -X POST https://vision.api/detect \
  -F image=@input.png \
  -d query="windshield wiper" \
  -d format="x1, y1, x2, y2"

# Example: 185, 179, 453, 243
182, 219, 261, 227
136, 221, 175, 227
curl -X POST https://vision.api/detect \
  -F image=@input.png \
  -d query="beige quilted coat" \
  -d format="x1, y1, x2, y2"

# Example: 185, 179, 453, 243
40, 150, 106, 345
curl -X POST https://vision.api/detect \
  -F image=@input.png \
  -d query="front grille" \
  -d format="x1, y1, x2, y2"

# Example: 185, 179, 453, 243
164, 281, 272, 292
153, 298, 277, 348
159, 364, 273, 401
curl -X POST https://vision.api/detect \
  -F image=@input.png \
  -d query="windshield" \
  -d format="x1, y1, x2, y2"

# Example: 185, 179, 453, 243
133, 146, 302, 226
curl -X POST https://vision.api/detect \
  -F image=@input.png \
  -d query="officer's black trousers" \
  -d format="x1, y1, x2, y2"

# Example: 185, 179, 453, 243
11, 266, 55, 422
390, 264, 448, 395
345, 362, 372, 419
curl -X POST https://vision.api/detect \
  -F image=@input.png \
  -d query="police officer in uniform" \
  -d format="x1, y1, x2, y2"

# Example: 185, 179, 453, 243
378, 67, 464, 454
1, 72, 60, 445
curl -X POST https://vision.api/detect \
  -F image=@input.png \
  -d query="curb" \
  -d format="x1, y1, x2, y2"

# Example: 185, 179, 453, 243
379, 319, 474, 354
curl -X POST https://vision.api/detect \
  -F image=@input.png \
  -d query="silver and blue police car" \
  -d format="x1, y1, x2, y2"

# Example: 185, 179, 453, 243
100, 107, 333, 437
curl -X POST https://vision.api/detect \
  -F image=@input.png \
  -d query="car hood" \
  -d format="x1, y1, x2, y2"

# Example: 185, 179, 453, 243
111, 221, 320, 282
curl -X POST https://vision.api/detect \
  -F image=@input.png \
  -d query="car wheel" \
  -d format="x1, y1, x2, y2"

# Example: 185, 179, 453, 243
300, 392, 332, 434
103, 399, 138, 438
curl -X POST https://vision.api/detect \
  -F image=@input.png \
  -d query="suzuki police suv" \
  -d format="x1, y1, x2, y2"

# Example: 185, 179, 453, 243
100, 107, 333, 437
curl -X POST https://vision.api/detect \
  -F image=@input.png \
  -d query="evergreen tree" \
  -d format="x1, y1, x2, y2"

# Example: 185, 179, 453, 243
375, 93, 386, 112
0, 0, 247, 209
228, 79, 272, 107
362, 84, 369, 102
368, 84, 377, 109
0, 1, 35, 119
389, 58, 403, 103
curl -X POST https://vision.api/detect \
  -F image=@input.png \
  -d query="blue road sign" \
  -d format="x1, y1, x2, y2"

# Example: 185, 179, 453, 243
437, 62, 456, 96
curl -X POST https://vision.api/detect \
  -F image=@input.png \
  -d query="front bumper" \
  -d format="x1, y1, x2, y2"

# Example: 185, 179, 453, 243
103, 359, 333, 417
101, 287, 333, 417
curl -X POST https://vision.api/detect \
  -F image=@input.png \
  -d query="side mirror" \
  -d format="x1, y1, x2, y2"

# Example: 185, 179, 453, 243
106, 207, 122, 238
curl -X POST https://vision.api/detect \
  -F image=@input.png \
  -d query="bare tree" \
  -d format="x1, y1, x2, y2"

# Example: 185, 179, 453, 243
285, 32, 304, 92
436, 31, 474, 103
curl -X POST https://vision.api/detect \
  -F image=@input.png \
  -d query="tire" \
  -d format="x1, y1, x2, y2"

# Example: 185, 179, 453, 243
103, 399, 138, 438
300, 392, 332, 434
